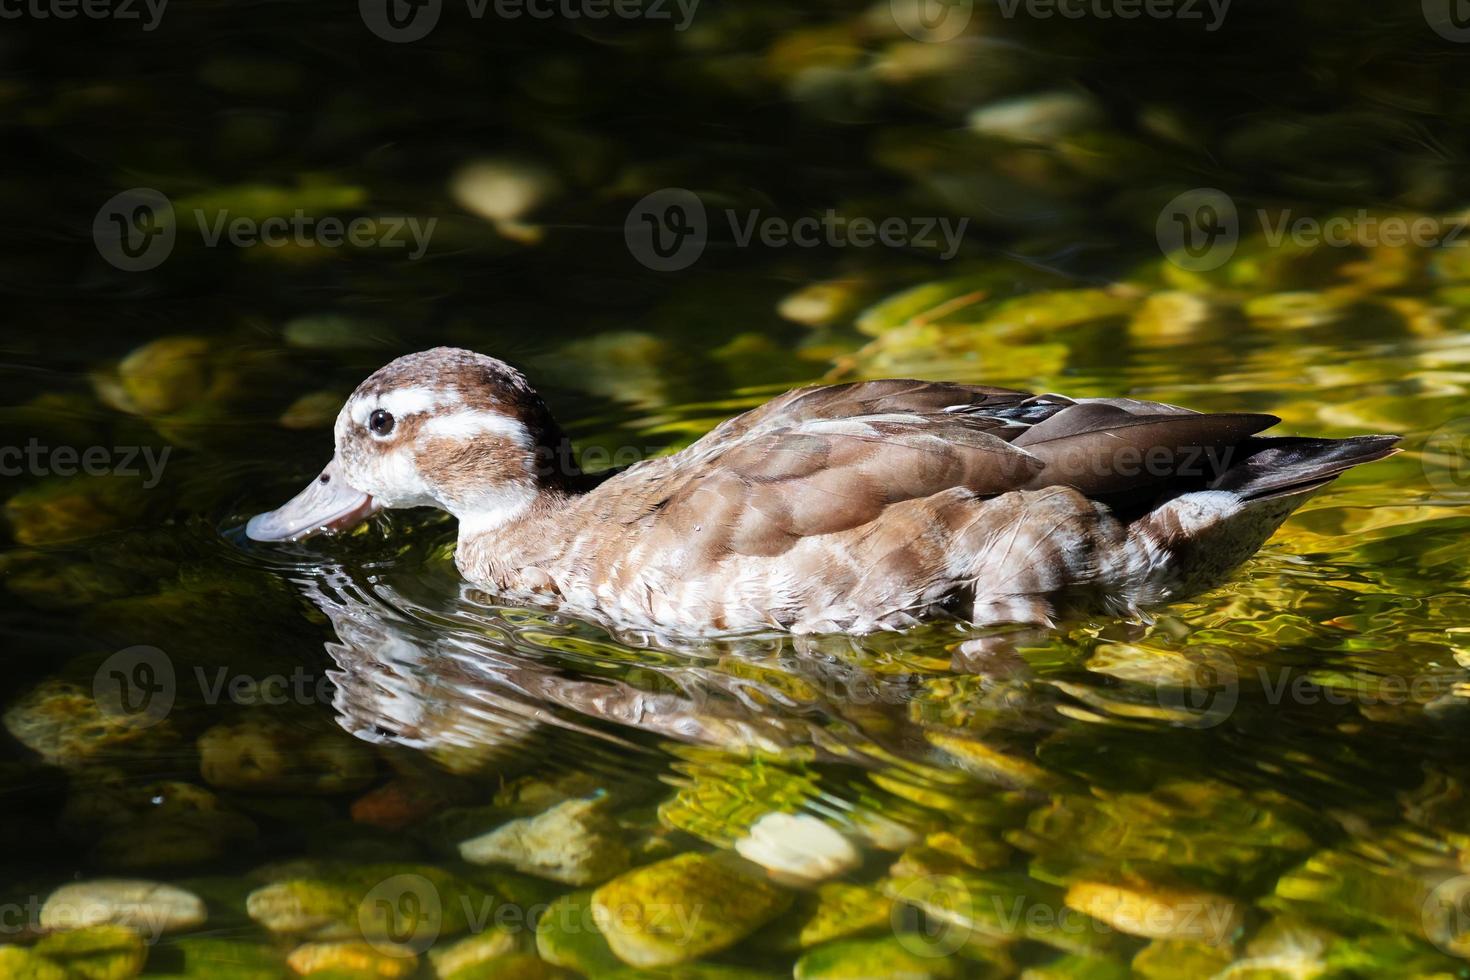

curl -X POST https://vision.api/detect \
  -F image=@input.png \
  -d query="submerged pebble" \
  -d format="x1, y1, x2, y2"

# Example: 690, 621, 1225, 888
197, 715, 377, 795
285, 940, 418, 977
39, 880, 206, 937
459, 795, 631, 885
591, 853, 792, 967
32, 925, 147, 980
733, 812, 860, 884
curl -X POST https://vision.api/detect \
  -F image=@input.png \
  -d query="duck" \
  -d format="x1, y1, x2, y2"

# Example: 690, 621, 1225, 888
246, 347, 1399, 636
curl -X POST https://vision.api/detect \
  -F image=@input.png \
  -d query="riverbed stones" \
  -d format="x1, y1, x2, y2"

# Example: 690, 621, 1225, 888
793, 936, 968, 980
1064, 880, 1242, 946
285, 940, 418, 977
0, 947, 68, 980
245, 863, 490, 943
32, 925, 147, 980
426, 927, 519, 977
459, 796, 631, 885
40, 880, 206, 937
2, 680, 181, 769
590, 853, 792, 967
197, 714, 376, 794
733, 812, 860, 884
535, 891, 622, 975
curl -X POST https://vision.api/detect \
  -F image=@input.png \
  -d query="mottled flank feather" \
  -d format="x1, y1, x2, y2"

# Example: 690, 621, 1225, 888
430, 366, 1399, 636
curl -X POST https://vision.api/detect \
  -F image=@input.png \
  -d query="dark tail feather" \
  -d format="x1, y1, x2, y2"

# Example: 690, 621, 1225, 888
1210, 434, 1401, 501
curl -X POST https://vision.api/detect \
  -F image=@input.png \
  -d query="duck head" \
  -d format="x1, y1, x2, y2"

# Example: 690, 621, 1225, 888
246, 347, 577, 542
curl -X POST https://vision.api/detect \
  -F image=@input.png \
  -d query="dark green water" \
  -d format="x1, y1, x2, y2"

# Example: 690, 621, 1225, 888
6, 3, 1470, 977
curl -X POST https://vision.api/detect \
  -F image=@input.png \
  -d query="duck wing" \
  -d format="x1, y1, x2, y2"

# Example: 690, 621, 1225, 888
631, 383, 1282, 560
698, 379, 1034, 446
653, 410, 1045, 557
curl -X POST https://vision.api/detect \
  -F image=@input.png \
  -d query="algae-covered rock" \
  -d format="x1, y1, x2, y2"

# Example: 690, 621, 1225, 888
459, 952, 571, 979
5, 474, 157, 545
98, 336, 216, 417
1214, 915, 1336, 979
197, 714, 376, 794
1010, 780, 1315, 890
1129, 939, 1235, 979
1020, 953, 1131, 980
245, 864, 492, 945
912, 825, 1013, 874
753, 882, 893, 952
733, 812, 860, 885
794, 935, 970, 979
885, 872, 1120, 956
286, 940, 418, 976
425, 926, 519, 976
1265, 846, 1456, 944
598, 967, 783, 980
3, 679, 182, 769
282, 314, 395, 351
33, 925, 147, 980
535, 891, 622, 975
1063, 880, 1242, 946
0, 947, 68, 980
151, 936, 286, 978
69, 778, 259, 870
459, 796, 631, 885
591, 853, 792, 967
659, 758, 820, 848
925, 731, 1060, 790
278, 390, 346, 429
40, 880, 206, 938
777, 279, 878, 327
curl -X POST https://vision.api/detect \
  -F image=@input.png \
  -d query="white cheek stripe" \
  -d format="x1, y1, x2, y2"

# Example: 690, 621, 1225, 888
420, 410, 533, 448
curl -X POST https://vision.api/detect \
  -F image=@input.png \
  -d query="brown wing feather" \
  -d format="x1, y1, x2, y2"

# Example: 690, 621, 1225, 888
1014, 404, 1279, 496
699, 379, 1032, 448
658, 412, 1044, 557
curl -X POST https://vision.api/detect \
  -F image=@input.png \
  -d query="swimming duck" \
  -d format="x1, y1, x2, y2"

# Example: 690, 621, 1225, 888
247, 347, 1398, 636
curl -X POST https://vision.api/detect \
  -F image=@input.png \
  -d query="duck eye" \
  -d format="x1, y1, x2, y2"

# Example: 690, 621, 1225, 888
368, 409, 395, 436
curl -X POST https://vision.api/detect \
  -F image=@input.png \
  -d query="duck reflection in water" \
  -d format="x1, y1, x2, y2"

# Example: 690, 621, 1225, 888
294, 564, 1054, 770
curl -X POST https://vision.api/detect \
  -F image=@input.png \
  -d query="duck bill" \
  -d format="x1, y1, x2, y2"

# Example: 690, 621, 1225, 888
245, 459, 383, 542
